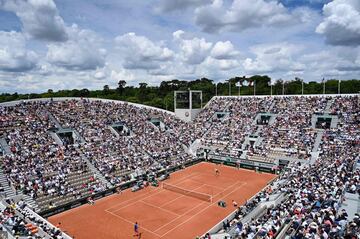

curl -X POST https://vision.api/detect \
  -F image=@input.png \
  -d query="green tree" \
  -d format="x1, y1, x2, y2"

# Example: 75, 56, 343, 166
117, 80, 127, 95
103, 85, 110, 94
139, 82, 148, 89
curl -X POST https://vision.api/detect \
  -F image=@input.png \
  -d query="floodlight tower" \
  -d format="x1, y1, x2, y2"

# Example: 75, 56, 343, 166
174, 90, 203, 122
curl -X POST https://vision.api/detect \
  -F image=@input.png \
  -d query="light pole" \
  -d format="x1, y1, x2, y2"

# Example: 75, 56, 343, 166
215, 83, 218, 96
322, 78, 326, 95
338, 79, 341, 95
268, 80, 273, 96
301, 79, 304, 95
254, 80, 256, 96
228, 80, 231, 96
282, 80, 285, 95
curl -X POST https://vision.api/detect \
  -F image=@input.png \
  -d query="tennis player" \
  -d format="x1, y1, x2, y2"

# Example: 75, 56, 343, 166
215, 168, 220, 176
134, 222, 139, 236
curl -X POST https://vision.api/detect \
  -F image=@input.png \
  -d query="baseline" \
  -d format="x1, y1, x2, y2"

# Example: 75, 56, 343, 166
105, 210, 162, 238
159, 182, 247, 238
154, 181, 244, 236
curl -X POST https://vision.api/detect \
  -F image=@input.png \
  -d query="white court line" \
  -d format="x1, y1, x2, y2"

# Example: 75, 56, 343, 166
109, 172, 200, 213
154, 181, 243, 235
190, 180, 225, 191
105, 172, 200, 212
159, 182, 247, 238
107, 181, 214, 237
192, 170, 239, 182
105, 210, 162, 238
139, 200, 181, 217
154, 200, 207, 233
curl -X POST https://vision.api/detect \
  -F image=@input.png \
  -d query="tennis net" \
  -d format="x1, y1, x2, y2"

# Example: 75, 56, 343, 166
162, 183, 212, 202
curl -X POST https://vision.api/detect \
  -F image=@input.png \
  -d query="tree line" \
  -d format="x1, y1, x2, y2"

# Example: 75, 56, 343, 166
1, 76, 359, 111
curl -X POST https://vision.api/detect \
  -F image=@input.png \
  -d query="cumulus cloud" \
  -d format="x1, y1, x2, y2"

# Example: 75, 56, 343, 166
243, 43, 305, 74
115, 32, 174, 70
46, 25, 106, 71
211, 41, 239, 59
173, 30, 213, 64
316, 0, 360, 46
110, 69, 135, 83
203, 57, 240, 71
0, 0, 68, 42
300, 47, 360, 74
0, 31, 37, 72
94, 70, 106, 80
195, 0, 296, 33
155, 0, 210, 12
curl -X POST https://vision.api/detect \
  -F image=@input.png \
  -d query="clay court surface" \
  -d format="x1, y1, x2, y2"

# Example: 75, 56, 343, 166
49, 162, 276, 239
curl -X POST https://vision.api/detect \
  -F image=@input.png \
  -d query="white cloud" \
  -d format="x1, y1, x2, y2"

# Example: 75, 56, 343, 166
173, 30, 213, 64
195, 0, 296, 33
155, 0, 210, 12
211, 41, 239, 59
316, 0, 360, 46
203, 57, 240, 71
300, 47, 360, 74
0, 31, 37, 72
0, 0, 68, 42
0, 0, 359, 93
243, 43, 305, 74
46, 25, 106, 70
110, 69, 135, 83
115, 32, 174, 70
94, 70, 106, 80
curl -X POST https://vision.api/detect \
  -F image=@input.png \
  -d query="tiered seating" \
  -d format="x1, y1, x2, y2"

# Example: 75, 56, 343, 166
1, 95, 359, 225
205, 95, 359, 239
1, 199, 67, 238
48, 100, 195, 185
247, 154, 276, 164
0, 102, 106, 211
255, 96, 327, 159
195, 97, 271, 156
192, 97, 231, 142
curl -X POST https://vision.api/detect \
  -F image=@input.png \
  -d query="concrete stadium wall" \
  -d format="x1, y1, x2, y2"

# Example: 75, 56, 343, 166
0, 97, 175, 115
214, 93, 359, 99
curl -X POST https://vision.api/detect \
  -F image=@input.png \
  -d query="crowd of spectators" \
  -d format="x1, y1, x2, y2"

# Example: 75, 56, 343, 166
0, 198, 66, 238
205, 96, 359, 239
47, 100, 196, 184
0, 95, 359, 239
197, 96, 328, 160
197, 97, 271, 157
253, 96, 327, 160
0, 102, 107, 210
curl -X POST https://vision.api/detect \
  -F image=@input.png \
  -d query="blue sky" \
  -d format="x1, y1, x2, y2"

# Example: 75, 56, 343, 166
0, 0, 359, 93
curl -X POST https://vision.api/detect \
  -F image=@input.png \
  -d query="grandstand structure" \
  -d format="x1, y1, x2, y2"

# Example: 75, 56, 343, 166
0, 94, 359, 238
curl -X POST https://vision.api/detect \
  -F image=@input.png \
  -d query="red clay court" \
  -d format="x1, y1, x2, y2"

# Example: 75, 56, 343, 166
49, 162, 276, 239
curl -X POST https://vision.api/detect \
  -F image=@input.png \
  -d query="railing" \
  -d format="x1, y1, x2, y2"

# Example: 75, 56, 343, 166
24, 206, 72, 239
1, 199, 69, 239
275, 219, 294, 239
250, 195, 291, 239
